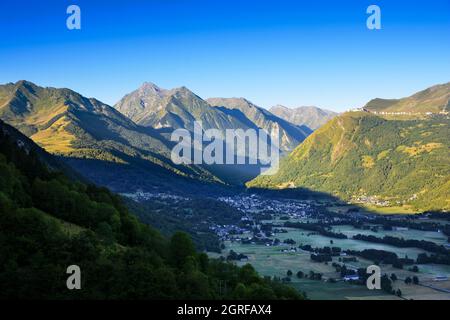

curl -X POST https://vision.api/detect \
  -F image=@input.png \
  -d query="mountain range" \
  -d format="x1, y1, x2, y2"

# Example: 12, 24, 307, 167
0, 80, 327, 191
0, 81, 222, 192
114, 83, 311, 153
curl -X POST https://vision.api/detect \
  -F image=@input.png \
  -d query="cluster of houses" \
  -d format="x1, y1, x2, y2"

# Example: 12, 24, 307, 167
210, 224, 251, 241
210, 194, 317, 242
213, 226, 286, 245
348, 107, 449, 117
121, 190, 190, 202
353, 195, 390, 207
217, 194, 311, 217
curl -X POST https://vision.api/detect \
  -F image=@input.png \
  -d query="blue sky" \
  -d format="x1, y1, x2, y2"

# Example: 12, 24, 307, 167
0, 0, 449, 111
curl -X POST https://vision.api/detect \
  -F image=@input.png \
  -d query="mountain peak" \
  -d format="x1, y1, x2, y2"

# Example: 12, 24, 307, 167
14, 80, 39, 93
15, 80, 36, 86
135, 83, 197, 99
141, 81, 160, 89
14, 79, 26, 85
169, 86, 195, 96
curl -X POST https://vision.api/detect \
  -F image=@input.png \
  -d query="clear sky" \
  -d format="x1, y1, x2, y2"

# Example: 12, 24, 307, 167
0, 0, 449, 111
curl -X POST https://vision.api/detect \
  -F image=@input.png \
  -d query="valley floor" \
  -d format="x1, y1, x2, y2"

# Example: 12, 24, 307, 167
202, 194, 450, 300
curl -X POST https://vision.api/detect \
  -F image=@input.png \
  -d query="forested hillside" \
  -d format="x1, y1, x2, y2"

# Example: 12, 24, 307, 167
248, 112, 450, 212
0, 120, 302, 299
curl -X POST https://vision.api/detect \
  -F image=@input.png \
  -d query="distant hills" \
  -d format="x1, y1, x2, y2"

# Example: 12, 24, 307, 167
270, 105, 338, 130
249, 84, 450, 212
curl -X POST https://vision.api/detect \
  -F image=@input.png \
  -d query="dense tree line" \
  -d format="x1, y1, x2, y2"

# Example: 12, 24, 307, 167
353, 234, 449, 255
310, 254, 332, 263
226, 250, 248, 261
345, 249, 399, 265
370, 215, 449, 234
0, 128, 303, 299
299, 245, 342, 256
417, 253, 450, 265
126, 196, 242, 252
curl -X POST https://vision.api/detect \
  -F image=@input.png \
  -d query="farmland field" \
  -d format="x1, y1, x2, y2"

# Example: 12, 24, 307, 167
331, 225, 449, 246
211, 217, 450, 300
290, 279, 400, 300
274, 227, 429, 259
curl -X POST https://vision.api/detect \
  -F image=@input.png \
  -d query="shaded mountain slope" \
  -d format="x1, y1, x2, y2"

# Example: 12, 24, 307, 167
206, 97, 311, 152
